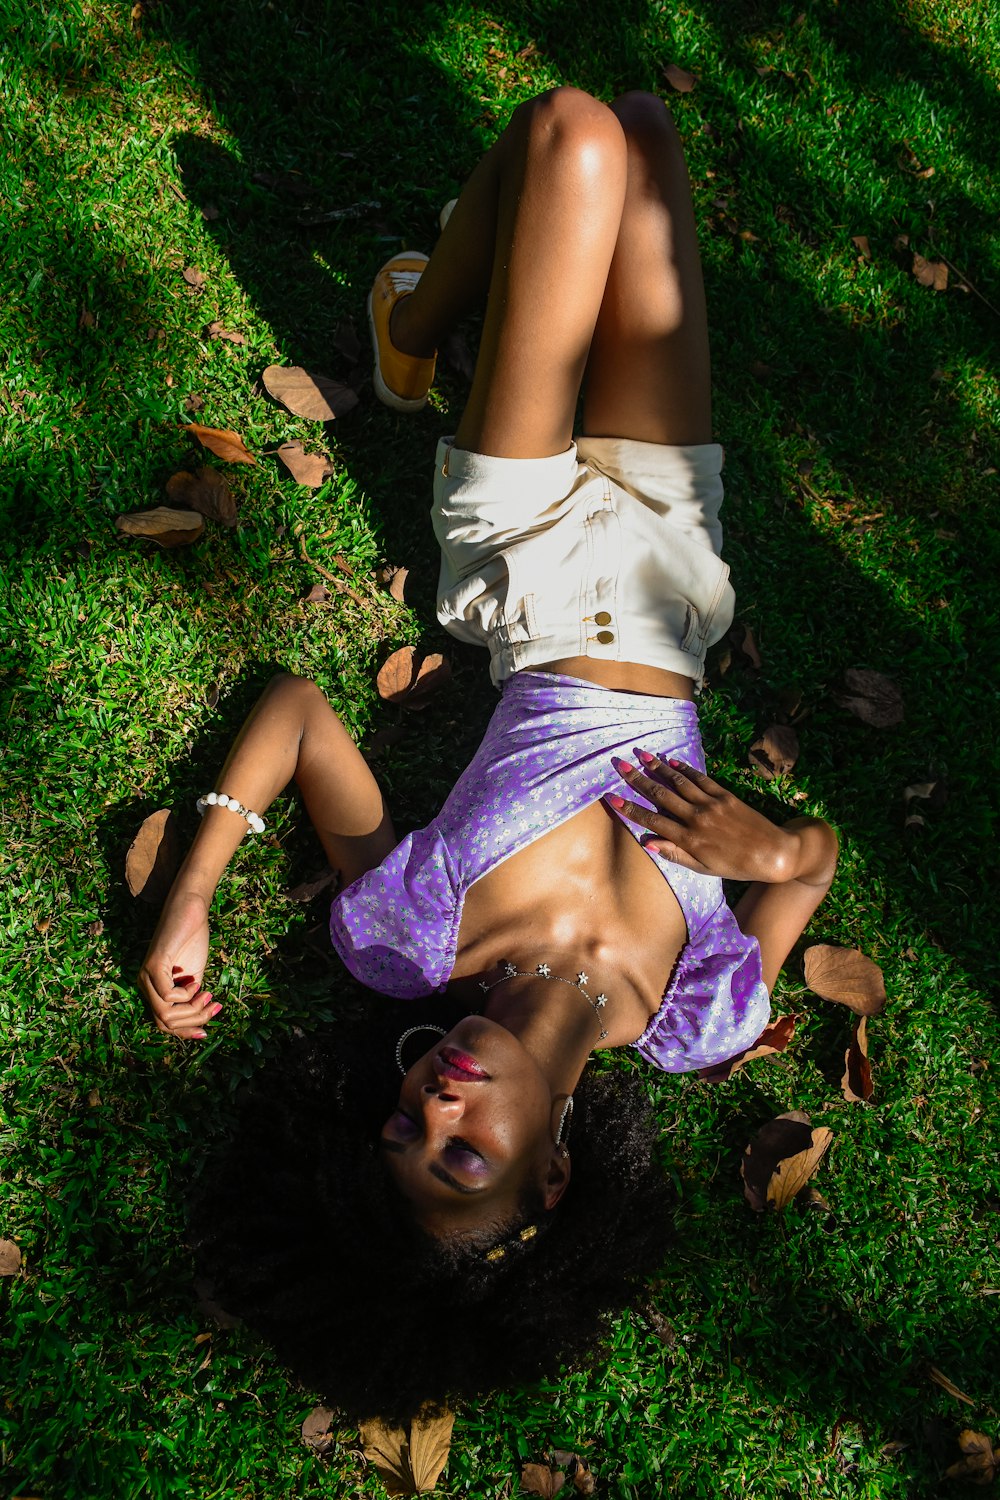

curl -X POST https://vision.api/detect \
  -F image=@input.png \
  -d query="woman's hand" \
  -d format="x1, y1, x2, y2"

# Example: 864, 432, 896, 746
607, 753, 799, 884
138, 890, 220, 1040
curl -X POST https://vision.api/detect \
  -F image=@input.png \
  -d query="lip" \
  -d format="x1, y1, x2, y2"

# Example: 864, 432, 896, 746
436, 1046, 490, 1081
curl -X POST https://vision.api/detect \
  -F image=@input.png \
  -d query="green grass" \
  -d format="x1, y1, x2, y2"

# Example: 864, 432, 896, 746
2, 0, 999, 1495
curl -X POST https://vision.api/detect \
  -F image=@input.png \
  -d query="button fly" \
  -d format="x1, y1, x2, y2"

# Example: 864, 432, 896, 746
594, 611, 612, 626
596, 630, 615, 644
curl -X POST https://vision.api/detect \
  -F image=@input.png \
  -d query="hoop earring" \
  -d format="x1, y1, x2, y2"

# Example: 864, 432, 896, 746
556, 1095, 574, 1148
395, 1024, 446, 1076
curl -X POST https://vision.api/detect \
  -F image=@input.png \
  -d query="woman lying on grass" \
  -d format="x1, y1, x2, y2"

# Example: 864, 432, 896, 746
140, 87, 838, 1419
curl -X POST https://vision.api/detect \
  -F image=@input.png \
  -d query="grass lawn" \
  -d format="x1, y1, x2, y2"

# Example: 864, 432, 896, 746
2, 0, 999, 1495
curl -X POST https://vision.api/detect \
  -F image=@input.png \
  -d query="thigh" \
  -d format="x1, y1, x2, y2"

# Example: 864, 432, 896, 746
581, 93, 712, 446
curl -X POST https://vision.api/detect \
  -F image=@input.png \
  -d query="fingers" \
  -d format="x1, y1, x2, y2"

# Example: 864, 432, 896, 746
610, 756, 698, 820
139, 968, 224, 1041
635, 751, 718, 798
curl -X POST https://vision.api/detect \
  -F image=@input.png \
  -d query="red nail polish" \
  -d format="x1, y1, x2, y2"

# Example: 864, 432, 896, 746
668, 758, 683, 769
612, 757, 636, 775
636, 749, 656, 765
193, 1030, 208, 1040
607, 793, 625, 809
209, 1003, 223, 1017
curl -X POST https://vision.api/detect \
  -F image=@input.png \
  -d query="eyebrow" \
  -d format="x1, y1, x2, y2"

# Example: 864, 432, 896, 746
379, 1138, 486, 1196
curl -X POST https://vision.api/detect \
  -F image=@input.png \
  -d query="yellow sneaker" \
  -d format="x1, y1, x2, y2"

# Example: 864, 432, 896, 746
367, 252, 436, 411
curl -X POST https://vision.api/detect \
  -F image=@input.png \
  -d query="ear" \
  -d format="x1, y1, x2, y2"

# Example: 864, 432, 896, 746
540, 1146, 572, 1211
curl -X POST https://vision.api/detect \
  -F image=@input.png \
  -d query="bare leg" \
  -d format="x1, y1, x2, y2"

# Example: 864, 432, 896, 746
392, 88, 628, 458
581, 92, 712, 446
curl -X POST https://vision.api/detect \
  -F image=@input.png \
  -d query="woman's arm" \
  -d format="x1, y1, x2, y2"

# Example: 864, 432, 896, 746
139, 673, 396, 1039
607, 755, 838, 993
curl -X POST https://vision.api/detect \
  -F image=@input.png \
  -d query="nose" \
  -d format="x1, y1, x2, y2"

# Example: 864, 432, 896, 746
419, 1082, 465, 1120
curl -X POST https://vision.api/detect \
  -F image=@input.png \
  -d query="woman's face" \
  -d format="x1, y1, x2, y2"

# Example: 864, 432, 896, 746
379, 1015, 570, 1237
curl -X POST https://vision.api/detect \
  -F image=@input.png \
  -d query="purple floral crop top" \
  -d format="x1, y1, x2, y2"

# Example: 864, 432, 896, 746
330, 672, 770, 1072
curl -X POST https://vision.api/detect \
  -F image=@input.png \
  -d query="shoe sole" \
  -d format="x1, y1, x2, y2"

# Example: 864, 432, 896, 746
366, 276, 431, 414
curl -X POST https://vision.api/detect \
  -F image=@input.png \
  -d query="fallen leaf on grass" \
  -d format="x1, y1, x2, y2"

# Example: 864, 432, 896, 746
0, 1239, 22, 1275
836, 667, 904, 727
359, 1409, 454, 1496
741, 1111, 833, 1211
729, 621, 762, 669
263, 364, 359, 421
116, 507, 204, 548
287, 866, 339, 902
851, 234, 872, 259
663, 62, 696, 92
377, 647, 451, 709
166, 468, 237, 526
521, 1461, 565, 1498
749, 724, 799, 779
302, 583, 330, 604
182, 266, 207, 290
301, 1404, 336, 1455
125, 809, 180, 904
193, 1276, 242, 1329
276, 440, 333, 488
902, 779, 946, 831
204, 682, 220, 709
804, 945, 886, 1015
930, 1366, 977, 1407
842, 1016, 874, 1103
551, 1452, 596, 1495
185, 422, 257, 465
184, 393, 205, 413
377, 564, 409, 603
363, 726, 408, 761
699, 1013, 798, 1083
205, 321, 246, 345
912, 253, 949, 291
944, 1428, 999, 1484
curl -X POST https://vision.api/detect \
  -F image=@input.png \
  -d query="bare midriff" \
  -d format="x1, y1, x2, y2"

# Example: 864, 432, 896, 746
534, 656, 696, 701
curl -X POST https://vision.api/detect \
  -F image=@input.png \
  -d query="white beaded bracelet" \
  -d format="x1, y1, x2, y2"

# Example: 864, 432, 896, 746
196, 791, 266, 834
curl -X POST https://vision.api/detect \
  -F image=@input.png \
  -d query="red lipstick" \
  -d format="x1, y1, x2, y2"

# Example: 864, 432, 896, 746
436, 1046, 489, 1080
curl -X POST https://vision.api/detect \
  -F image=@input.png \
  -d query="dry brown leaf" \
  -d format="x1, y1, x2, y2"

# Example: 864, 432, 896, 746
287, 866, 339, 902
377, 645, 419, 703
749, 723, 800, 780
663, 62, 696, 92
262, 364, 359, 421
185, 423, 257, 465
842, 1016, 874, 1103
205, 321, 246, 345
276, 440, 333, 488
912, 253, 949, 291
944, 1428, 999, 1484
204, 682, 220, 709
79, 307, 96, 329
930, 1366, 977, 1406
377, 564, 410, 602
182, 266, 207, 290
360, 1409, 454, 1496
407, 652, 452, 708
836, 667, 904, 727
851, 234, 872, 259
521, 1461, 566, 1498
803, 945, 887, 1016
116, 507, 205, 548
699, 1013, 798, 1083
363, 726, 408, 761
303, 583, 330, 604
125, 809, 180, 904
741, 1111, 833, 1212
165, 468, 237, 526
301, 1403, 336, 1455
729, 621, 762, 669
87, 1088, 101, 1107
0, 1239, 22, 1275
184, 393, 205, 413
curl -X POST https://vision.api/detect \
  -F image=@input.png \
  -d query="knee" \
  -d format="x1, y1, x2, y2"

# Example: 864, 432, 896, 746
610, 90, 680, 154
515, 86, 626, 180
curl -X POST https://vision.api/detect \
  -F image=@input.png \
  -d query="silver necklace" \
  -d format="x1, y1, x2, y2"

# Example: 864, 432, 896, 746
479, 960, 609, 1041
